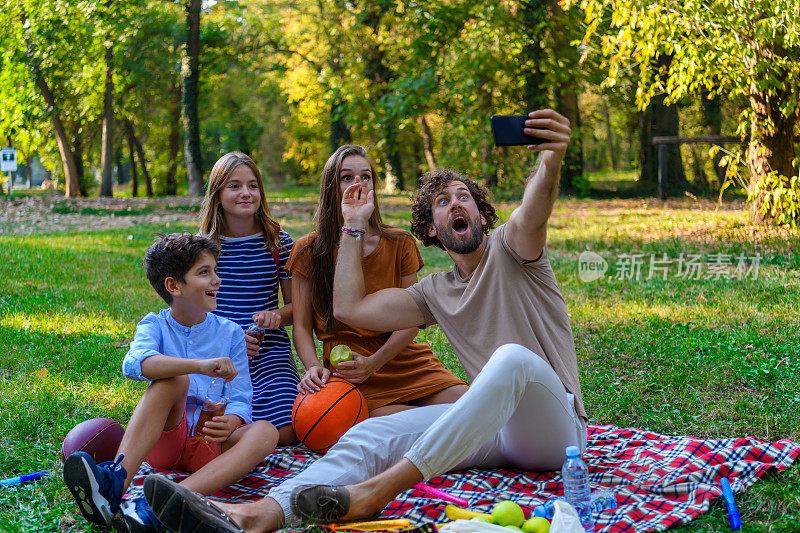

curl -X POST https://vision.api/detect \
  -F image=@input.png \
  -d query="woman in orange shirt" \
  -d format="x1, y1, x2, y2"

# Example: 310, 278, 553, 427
288, 145, 467, 416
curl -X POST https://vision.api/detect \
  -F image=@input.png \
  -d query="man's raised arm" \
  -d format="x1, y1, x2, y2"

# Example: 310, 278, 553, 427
505, 109, 571, 261
332, 182, 425, 332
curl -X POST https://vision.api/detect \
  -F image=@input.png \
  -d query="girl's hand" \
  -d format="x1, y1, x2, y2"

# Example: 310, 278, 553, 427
332, 351, 378, 383
341, 181, 374, 227
197, 357, 238, 381
199, 414, 240, 442
253, 309, 282, 329
297, 366, 330, 393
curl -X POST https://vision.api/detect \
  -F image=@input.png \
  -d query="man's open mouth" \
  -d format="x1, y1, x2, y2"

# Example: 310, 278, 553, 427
205, 291, 217, 298
451, 213, 469, 234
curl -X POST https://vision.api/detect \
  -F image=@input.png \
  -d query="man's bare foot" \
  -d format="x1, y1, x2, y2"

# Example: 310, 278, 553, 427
216, 499, 283, 533
340, 484, 392, 520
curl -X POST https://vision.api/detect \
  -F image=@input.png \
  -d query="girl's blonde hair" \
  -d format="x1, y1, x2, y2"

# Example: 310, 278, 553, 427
199, 151, 281, 250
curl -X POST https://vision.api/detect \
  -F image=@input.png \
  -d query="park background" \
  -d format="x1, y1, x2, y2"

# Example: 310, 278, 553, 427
1, 0, 799, 531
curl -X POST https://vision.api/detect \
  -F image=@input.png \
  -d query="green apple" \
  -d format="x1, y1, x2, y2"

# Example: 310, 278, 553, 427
330, 344, 353, 369
505, 527, 524, 532
471, 516, 493, 523
492, 500, 525, 528
522, 517, 550, 533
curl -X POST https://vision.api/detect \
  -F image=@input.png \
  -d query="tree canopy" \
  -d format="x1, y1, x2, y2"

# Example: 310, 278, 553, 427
0, 0, 797, 226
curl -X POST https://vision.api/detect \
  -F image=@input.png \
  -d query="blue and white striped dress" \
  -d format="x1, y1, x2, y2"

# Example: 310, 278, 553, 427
213, 230, 299, 428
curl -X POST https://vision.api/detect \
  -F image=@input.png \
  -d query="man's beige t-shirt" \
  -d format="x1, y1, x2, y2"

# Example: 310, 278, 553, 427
405, 223, 586, 420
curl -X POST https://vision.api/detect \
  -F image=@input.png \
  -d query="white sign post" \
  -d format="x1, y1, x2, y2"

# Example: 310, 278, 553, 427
1, 147, 17, 195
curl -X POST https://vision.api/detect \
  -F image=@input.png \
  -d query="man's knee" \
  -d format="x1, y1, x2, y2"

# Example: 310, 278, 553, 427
490, 343, 546, 372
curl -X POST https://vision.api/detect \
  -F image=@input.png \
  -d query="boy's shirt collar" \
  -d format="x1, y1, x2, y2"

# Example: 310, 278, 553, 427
165, 309, 213, 333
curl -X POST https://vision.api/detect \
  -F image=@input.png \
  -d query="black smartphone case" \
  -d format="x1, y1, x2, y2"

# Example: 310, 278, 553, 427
491, 115, 544, 146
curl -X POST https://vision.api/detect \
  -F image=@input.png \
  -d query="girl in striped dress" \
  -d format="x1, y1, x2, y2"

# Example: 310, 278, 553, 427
199, 151, 298, 446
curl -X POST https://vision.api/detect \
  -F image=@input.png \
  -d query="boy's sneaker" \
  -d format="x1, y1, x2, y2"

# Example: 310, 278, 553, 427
121, 496, 163, 533
63, 452, 127, 526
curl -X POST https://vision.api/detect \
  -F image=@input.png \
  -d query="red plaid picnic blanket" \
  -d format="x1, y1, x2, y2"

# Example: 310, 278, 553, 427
130, 425, 799, 532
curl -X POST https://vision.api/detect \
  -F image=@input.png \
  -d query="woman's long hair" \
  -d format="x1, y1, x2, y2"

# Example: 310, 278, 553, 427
308, 145, 393, 331
199, 151, 282, 250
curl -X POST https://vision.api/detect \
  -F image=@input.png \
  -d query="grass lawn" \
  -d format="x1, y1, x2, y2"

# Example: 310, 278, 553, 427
1, 190, 799, 532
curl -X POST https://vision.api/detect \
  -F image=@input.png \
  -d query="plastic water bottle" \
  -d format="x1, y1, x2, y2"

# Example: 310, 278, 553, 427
562, 445, 594, 532
533, 490, 617, 519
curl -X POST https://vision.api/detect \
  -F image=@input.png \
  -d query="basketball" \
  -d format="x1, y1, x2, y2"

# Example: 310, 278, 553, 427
292, 377, 368, 454
61, 418, 124, 464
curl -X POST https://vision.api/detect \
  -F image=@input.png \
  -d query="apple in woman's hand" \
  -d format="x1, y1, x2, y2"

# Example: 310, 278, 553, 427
330, 344, 353, 369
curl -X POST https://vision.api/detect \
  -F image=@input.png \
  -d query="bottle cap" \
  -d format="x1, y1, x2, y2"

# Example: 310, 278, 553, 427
565, 445, 580, 457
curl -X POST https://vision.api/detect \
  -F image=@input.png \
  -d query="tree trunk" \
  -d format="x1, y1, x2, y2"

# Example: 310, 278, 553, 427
747, 91, 797, 220
182, 0, 204, 195
114, 145, 125, 185
691, 145, 709, 189
550, 0, 583, 194
602, 102, 618, 171
16, 143, 34, 189
127, 125, 138, 197
25, 154, 33, 189
166, 87, 182, 195
34, 70, 80, 197
638, 56, 687, 194
477, 79, 497, 188
100, 43, 114, 197
522, 0, 550, 111
72, 126, 89, 197
555, 88, 584, 193
410, 134, 425, 182
638, 98, 687, 191
125, 120, 153, 197
417, 115, 436, 172
329, 98, 351, 151
383, 123, 405, 191
329, 92, 351, 151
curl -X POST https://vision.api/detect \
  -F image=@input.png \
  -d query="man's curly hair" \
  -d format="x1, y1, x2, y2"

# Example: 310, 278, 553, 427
411, 168, 498, 250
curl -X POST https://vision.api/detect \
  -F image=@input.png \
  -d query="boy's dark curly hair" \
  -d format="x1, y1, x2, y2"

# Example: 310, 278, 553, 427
411, 169, 498, 250
143, 233, 221, 304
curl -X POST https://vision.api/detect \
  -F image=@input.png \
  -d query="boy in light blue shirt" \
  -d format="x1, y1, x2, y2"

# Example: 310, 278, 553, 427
64, 233, 277, 533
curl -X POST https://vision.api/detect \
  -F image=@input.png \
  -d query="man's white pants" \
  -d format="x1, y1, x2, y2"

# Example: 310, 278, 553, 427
268, 344, 587, 522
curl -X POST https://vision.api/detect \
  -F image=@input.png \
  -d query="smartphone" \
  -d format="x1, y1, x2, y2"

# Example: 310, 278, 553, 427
490, 115, 545, 146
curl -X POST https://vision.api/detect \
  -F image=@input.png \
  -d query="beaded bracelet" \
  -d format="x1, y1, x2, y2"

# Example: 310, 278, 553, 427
341, 226, 366, 239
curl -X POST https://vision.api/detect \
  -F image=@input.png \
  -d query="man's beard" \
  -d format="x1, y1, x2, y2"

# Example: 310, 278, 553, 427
434, 213, 484, 254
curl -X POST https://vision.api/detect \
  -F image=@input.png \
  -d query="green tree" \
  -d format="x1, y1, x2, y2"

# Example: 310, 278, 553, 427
570, 0, 800, 223
0, 1, 99, 197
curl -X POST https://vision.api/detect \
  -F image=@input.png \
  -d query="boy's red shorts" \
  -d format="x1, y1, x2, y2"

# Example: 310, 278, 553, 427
145, 415, 245, 473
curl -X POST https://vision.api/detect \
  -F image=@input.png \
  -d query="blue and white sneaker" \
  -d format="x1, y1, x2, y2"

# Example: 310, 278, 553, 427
63, 452, 126, 526
121, 495, 164, 533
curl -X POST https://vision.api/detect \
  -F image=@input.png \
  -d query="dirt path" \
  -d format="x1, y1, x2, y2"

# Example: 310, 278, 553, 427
0, 194, 320, 235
